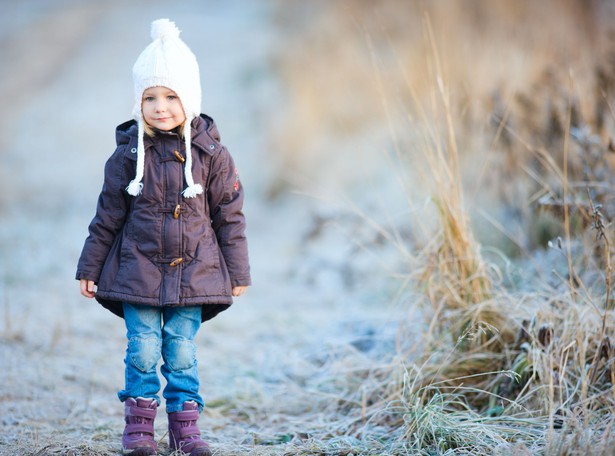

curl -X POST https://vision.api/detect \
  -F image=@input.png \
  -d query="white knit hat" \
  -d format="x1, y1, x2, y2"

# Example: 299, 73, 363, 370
127, 18, 203, 198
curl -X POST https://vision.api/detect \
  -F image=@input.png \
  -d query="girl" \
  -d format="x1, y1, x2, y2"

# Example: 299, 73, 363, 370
76, 19, 251, 456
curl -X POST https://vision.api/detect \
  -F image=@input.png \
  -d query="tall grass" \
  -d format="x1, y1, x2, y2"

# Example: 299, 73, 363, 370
267, 0, 615, 454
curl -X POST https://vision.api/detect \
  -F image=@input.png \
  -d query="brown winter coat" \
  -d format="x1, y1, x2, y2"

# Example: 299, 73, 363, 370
76, 114, 251, 322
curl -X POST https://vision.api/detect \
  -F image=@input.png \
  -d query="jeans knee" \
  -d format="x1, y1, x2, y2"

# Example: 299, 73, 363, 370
162, 338, 196, 371
127, 336, 161, 372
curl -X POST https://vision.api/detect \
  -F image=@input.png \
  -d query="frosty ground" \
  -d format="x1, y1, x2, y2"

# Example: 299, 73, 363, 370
0, 1, 404, 454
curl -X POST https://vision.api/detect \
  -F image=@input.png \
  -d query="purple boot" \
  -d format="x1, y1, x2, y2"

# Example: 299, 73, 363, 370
168, 401, 211, 456
122, 397, 158, 456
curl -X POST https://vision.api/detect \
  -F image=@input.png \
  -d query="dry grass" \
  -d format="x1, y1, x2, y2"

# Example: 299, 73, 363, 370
261, 0, 615, 454
271, 0, 615, 248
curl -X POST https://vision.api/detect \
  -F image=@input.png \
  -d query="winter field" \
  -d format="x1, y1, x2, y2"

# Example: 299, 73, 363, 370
2, 1, 615, 455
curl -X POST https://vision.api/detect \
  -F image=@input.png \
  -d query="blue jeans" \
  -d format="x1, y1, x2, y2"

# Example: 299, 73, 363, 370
117, 303, 204, 413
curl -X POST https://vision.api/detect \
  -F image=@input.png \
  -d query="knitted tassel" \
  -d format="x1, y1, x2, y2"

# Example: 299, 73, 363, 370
182, 183, 204, 198
126, 180, 143, 196
126, 118, 146, 196
181, 118, 203, 198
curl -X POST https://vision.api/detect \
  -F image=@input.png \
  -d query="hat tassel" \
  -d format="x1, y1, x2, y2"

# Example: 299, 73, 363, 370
182, 119, 203, 198
126, 118, 146, 196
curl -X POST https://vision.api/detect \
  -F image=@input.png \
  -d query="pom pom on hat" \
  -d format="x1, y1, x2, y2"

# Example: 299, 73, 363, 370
151, 18, 181, 40
129, 18, 203, 198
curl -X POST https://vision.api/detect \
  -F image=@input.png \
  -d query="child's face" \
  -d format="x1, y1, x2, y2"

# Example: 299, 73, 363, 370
141, 86, 186, 131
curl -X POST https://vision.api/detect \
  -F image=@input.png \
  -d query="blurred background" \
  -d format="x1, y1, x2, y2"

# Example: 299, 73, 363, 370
2, 0, 615, 454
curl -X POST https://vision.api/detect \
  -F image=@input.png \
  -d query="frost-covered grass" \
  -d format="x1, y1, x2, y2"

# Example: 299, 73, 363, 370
255, 1, 615, 454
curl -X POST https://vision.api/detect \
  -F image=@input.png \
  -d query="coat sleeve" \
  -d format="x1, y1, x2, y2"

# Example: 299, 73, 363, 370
208, 147, 252, 287
75, 147, 131, 282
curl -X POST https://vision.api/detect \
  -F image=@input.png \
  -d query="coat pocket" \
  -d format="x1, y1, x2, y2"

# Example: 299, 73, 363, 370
126, 214, 162, 259
115, 233, 162, 299
182, 236, 227, 297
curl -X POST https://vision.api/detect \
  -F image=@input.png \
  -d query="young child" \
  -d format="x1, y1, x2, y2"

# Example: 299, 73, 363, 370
76, 18, 251, 456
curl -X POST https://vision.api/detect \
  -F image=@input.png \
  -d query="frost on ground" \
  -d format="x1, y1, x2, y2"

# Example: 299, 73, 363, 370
0, 1, 407, 455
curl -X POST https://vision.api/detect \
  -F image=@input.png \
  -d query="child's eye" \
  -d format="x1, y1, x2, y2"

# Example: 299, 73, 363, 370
167, 95, 177, 101
143, 96, 155, 102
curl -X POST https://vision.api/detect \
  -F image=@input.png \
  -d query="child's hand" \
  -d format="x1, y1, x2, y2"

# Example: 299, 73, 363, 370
80, 279, 96, 298
232, 286, 248, 297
